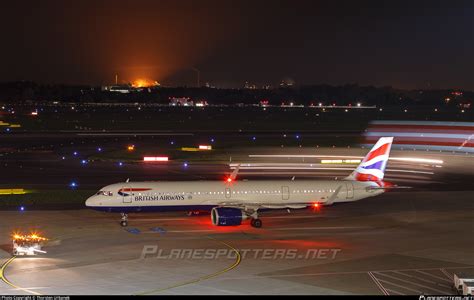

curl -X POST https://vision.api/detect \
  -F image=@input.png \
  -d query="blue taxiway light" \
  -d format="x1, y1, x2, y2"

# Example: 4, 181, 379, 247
20, 206, 25, 211
73, 151, 78, 156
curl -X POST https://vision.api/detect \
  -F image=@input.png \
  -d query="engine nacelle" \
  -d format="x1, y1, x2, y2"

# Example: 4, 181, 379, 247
211, 207, 246, 226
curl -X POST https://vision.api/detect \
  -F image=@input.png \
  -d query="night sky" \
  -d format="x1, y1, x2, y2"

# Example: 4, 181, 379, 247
1, 0, 473, 89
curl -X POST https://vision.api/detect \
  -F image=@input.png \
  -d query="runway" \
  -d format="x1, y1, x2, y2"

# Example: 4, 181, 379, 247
0, 190, 472, 295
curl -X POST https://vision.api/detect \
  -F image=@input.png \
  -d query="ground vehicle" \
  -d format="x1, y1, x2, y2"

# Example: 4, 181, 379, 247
12, 233, 47, 256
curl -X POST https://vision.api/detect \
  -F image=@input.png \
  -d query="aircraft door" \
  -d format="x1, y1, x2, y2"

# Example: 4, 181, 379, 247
121, 186, 133, 203
282, 186, 290, 200
346, 182, 354, 199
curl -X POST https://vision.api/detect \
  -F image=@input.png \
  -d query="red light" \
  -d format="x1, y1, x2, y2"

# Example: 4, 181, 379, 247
311, 203, 321, 212
226, 177, 232, 183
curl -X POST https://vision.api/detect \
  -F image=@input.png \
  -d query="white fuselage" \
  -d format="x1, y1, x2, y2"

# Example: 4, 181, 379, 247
85, 179, 384, 213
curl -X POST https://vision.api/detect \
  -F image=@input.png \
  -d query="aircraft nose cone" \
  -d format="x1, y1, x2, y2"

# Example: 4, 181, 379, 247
85, 196, 97, 207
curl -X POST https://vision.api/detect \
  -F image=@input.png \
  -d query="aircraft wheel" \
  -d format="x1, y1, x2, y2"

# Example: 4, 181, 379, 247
251, 218, 262, 228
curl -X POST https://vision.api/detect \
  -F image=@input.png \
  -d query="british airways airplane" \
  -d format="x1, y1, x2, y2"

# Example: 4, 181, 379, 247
86, 137, 394, 228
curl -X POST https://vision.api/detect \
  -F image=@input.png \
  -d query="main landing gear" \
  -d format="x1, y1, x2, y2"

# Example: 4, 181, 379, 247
120, 213, 128, 227
250, 218, 262, 228
248, 210, 263, 228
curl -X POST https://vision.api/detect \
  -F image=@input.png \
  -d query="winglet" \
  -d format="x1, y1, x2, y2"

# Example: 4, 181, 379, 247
230, 164, 240, 180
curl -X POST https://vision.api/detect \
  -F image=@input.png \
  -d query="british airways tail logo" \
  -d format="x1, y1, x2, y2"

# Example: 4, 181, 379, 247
352, 137, 393, 182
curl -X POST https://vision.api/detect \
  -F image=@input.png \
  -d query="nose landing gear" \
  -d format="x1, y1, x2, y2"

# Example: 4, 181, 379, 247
120, 213, 128, 227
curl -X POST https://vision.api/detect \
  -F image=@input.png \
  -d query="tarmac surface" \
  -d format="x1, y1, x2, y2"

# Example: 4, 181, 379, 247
0, 189, 473, 295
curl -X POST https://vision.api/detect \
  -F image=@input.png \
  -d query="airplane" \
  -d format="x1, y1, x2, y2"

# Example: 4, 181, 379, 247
86, 137, 395, 228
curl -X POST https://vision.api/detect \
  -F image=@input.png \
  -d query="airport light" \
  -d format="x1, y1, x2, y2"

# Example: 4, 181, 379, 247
181, 147, 200, 152
183, 162, 188, 167
20, 206, 25, 211
321, 159, 361, 164
97, 147, 102, 152
118, 162, 124, 167
143, 156, 169, 162
127, 145, 135, 151
69, 181, 78, 189
81, 159, 88, 165
390, 157, 443, 164
73, 151, 78, 156
0, 188, 28, 195
199, 145, 212, 150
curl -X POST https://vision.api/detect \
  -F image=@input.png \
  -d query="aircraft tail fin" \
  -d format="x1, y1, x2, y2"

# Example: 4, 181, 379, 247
346, 137, 393, 181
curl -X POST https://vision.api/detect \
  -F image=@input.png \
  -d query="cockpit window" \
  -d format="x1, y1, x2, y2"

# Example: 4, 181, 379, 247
96, 191, 113, 196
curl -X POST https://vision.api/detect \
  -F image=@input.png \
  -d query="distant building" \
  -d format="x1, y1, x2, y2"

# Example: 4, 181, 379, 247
169, 97, 194, 106
194, 100, 209, 107
279, 78, 295, 88
205, 82, 216, 88
244, 81, 257, 90
101, 84, 134, 94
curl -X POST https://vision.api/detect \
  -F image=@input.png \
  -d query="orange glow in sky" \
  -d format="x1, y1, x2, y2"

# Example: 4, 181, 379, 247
131, 78, 160, 88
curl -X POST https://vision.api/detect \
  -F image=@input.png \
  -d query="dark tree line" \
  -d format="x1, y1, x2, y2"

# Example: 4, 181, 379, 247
0, 81, 471, 107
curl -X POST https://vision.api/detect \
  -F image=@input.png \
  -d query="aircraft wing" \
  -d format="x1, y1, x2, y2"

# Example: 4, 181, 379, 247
366, 185, 412, 190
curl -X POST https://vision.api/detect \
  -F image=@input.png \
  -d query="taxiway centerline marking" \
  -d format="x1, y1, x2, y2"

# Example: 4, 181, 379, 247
0, 257, 42, 295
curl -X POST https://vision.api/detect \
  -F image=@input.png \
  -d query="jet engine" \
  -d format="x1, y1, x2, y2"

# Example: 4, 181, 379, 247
211, 207, 247, 226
